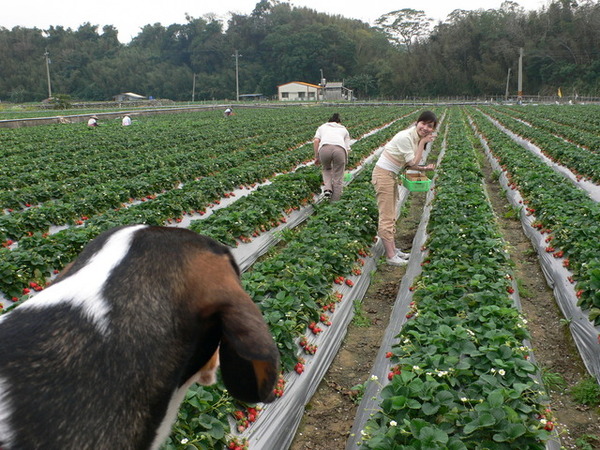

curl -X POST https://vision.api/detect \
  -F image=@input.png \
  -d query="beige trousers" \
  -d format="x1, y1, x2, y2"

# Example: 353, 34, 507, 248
371, 165, 399, 243
319, 144, 347, 201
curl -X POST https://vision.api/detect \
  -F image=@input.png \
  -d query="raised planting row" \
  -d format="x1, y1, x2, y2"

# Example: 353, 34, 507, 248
489, 105, 600, 154
357, 108, 554, 449
467, 107, 600, 325
498, 104, 600, 146
477, 106, 600, 183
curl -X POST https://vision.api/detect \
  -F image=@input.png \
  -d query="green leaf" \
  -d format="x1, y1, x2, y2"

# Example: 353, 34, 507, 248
492, 423, 526, 442
488, 389, 504, 408
390, 395, 408, 410
417, 426, 449, 446
422, 402, 440, 415
463, 412, 496, 434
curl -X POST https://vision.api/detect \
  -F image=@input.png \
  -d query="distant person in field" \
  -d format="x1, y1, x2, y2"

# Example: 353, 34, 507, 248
87, 115, 99, 127
313, 113, 352, 201
122, 115, 132, 126
372, 110, 437, 266
224, 107, 234, 117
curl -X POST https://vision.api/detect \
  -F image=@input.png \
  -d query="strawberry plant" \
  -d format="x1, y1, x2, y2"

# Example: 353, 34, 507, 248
480, 106, 600, 183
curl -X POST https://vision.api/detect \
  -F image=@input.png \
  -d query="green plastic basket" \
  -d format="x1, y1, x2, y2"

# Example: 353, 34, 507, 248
401, 172, 431, 192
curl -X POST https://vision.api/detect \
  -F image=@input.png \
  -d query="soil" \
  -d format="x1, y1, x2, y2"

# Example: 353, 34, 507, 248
290, 154, 600, 449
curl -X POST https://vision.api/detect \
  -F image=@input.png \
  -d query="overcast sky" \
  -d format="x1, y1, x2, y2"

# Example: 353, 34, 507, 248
3, 0, 550, 43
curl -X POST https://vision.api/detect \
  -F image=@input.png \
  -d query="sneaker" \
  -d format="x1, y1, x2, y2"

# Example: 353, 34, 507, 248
323, 189, 332, 198
386, 254, 409, 266
395, 249, 410, 259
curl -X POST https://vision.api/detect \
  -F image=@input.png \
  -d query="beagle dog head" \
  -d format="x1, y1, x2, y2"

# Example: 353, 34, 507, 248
0, 225, 279, 449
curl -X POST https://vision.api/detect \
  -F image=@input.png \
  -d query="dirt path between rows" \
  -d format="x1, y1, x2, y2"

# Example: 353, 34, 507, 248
289, 190, 425, 450
290, 151, 600, 449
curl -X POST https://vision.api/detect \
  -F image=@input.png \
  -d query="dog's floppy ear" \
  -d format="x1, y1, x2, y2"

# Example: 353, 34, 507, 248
218, 294, 280, 404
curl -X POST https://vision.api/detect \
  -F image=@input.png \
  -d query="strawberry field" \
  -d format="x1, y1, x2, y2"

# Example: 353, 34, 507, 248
1, 104, 599, 449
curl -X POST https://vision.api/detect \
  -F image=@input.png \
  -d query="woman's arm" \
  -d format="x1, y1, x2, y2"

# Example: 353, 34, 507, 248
406, 134, 436, 170
313, 138, 321, 164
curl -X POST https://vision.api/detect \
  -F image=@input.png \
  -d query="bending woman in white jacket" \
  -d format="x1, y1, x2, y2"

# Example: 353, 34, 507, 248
313, 113, 352, 201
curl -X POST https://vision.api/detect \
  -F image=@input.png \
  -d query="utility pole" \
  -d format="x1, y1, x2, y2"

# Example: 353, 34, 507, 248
517, 48, 523, 103
44, 48, 52, 99
191, 73, 196, 103
233, 50, 242, 102
505, 67, 511, 101
319, 68, 326, 101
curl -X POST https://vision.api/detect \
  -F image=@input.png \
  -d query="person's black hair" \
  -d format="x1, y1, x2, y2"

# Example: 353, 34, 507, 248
417, 111, 437, 127
328, 113, 342, 123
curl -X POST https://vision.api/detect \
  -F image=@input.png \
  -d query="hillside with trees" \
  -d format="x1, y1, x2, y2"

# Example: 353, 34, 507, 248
0, 0, 598, 102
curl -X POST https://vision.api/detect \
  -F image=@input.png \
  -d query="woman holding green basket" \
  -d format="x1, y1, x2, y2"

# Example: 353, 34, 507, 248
372, 110, 437, 266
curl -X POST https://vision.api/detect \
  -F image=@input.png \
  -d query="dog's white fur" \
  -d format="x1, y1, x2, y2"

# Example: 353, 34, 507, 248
0, 377, 14, 446
13, 224, 146, 334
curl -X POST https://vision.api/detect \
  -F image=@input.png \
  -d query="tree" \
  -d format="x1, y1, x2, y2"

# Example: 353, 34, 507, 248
1, 0, 599, 101
375, 9, 433, 52
344, 74, 377, 99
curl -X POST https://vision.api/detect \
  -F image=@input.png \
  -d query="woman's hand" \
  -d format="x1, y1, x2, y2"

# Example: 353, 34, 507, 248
418, 163, 435, 170
420, 132, 436, 145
